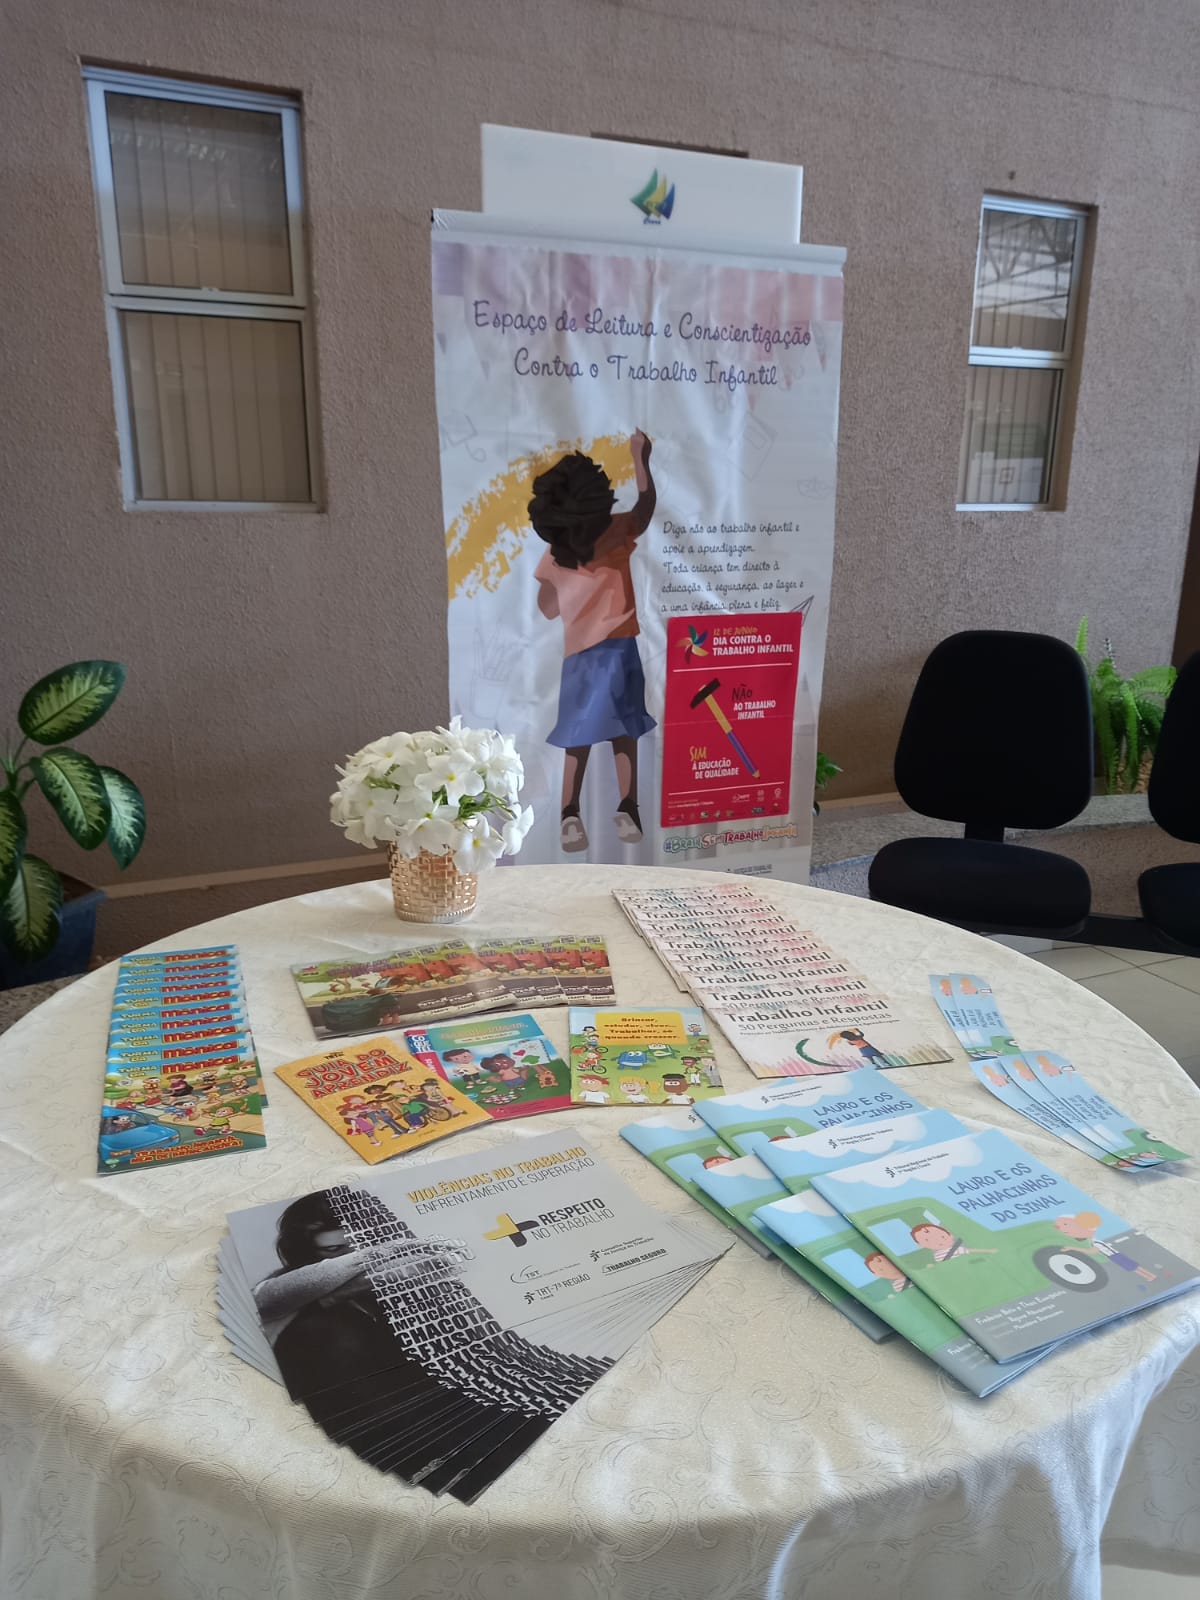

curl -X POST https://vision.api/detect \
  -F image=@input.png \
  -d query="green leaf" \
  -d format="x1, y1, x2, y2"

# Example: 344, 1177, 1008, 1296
98, 765, 145, 868
0, 853, 63, 962
1119, 682, 1141, 792
0, 789, 26, 899
1128, 666, 1176, 698
1093, 685, 1118, 794
32, 747, 112, 849
1134, 697, 1165, 740
1074, 615, 1089, 658
18, 660, 126, 744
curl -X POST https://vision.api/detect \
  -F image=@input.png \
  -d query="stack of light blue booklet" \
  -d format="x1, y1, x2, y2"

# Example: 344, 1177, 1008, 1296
622, 1065, 1198, 1396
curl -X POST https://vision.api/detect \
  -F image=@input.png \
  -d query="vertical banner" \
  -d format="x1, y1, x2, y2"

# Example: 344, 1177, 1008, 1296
431, 214, 844, 882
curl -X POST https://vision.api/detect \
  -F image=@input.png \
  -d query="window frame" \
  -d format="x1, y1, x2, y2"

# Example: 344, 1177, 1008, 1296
957, 194, 1088, 514
82, 65, 321, 511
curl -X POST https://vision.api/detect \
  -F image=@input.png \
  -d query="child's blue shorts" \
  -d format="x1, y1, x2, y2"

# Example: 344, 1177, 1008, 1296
547, 636, 657, 748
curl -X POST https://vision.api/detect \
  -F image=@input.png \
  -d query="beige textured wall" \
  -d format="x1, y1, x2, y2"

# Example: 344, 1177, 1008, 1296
3, 0, 1199, 895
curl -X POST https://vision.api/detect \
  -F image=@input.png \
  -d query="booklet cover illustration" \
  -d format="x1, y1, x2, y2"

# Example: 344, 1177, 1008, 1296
405, 1014, 570, 1120
569, 1008, 723, 1107
692, 1152, 890, 1342
274, 1036, 490, 1162
812, 1128, 1200, 1361
290, 943, 507, 1040
224, 1133, 725, 1499
1003, 1052, 1188, 1167
619, 1107, 771, 1256
694, 1068, 925, 1153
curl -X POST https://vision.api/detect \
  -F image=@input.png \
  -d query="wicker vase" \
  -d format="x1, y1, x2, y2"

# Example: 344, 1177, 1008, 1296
387, 845, 478, 923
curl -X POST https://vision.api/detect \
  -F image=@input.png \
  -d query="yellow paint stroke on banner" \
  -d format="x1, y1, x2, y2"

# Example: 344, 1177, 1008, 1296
446, 435, 635, 600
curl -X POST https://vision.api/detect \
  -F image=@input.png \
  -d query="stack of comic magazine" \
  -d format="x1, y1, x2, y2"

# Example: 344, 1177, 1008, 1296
622, 1066, 1198, 1396
100, 945, 265, 1174
290, 936, 614, 1042
613, 883, 952, 1076
216, 1131, 726, 1499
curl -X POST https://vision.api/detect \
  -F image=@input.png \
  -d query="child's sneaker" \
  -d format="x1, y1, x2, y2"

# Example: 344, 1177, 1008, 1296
614, 802, 643, 844
561, 812, 588, 852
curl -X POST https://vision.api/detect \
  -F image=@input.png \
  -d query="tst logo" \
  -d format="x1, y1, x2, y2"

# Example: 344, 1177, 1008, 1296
631, 168, 675, 222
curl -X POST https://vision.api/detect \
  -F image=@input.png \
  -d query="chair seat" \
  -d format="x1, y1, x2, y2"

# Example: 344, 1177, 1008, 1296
869, 837, 1091, 935
1138, 863, 1200, 948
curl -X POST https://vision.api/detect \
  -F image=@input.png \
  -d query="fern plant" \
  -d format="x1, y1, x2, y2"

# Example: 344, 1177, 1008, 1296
1074, 618, 1176, 795
1, 661, 145, 961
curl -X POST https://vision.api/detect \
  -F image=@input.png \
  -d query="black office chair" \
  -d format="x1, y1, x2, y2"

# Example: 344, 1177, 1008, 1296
868, 630, 1094, 937
1138, 652, 1200, 947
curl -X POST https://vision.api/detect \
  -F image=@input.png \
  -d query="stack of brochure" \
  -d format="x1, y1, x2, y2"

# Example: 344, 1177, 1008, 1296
614, 883, 951, 1076
290, 936, 614, 1042
100, 945, 265, 1174
622, 1071, 1200, 1395
217, 1131, 726, 1499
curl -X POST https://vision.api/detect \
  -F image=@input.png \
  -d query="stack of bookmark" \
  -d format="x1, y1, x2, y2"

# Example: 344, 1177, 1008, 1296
100, 945, 266, 1174
931, 972, 1190, 1172
614, 882, 951, 1076
623, 1067, 1200, 1395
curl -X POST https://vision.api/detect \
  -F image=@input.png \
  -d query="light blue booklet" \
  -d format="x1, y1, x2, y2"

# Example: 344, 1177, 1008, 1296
755, 1107, 971, 1194
694, 1069, 926, 1154
929, 974, 1018, 1059
967, 1058, 1127, 1169
1015, 1051, 1189, 1167
691, 1152, 890, 1342
812, 1128, 1200, 1361
756, 1188, 1048, 1396
620, 1107, 772, 1257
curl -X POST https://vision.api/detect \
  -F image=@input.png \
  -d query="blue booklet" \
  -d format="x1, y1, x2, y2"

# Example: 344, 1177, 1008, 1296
693, 1069, 926, 1154
812, 1128, 1200, 1361
691, 1152, 890, 1343
755, 1107, 970, 1194
968, 1058, 1125, 1169
619, 1108, 771, 1257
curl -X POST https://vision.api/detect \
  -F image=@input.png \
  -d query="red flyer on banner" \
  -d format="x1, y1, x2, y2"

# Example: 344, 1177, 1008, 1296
661, 614, 803, 830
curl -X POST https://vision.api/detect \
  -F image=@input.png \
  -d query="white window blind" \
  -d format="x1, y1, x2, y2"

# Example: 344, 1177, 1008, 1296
84, 68, 319, 509
957, 197, 1087, 512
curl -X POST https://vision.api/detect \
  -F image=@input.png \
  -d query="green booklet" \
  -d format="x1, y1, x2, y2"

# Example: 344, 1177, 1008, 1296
812, 1127, 1200, 1362
752, 1109, 1048, 1395
619, 1107, 771, 1258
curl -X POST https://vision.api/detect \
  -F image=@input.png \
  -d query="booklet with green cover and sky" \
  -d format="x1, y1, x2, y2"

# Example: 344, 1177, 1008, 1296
812, 1127, 1200, 1362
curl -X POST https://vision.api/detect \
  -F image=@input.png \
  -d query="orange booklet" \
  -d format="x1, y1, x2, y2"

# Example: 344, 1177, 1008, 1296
274, 1036, 489, 1163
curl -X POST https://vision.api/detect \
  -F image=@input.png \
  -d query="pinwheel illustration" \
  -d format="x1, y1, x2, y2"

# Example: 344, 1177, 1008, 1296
679, 624, 709, 661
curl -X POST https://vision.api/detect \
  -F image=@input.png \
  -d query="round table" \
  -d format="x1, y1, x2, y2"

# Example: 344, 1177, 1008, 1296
1, 865, 1198, 1600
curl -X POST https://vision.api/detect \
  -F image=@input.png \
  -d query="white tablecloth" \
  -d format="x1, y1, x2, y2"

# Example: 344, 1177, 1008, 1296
1, 865, 1197, 1600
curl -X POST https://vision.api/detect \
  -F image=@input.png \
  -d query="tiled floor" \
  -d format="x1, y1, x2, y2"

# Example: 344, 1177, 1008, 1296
1033, 945, 1200, 1085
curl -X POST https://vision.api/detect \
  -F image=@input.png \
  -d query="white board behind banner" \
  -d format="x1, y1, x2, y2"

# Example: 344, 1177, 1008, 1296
481, 124, 802, 245
431, 212, 843, 884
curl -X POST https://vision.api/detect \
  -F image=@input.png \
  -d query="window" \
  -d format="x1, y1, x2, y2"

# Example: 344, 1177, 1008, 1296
957, 197, 1087, 511
83, 67, 318, 508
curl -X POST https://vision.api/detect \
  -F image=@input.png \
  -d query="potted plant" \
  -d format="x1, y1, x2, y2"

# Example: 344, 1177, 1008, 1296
1074, 618, 1176, 794
330, 718, 533, 922
813, 751, 841, 815
1, 661, 145, 986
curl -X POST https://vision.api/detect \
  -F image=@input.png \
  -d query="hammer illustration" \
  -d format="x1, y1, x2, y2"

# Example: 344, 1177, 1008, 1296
689, 678, 760, 778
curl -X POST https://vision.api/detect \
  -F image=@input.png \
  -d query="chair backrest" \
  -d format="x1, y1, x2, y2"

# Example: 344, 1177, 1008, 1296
894, 630, 1093, 834
1147, 651, 1200, 843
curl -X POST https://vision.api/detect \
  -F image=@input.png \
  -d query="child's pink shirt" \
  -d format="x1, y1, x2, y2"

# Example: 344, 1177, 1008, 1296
535, 514, 640, 657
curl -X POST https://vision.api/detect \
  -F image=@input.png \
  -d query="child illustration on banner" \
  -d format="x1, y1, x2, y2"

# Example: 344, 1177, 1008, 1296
532, 430, 657, 853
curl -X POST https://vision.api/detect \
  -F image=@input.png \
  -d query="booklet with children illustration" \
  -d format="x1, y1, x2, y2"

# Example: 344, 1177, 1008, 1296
619, 1107, 772, 1257
568, 1007, 724, 1107
274, 1036, 491, 1162
222, 1131, 727, 1499
693, 1068, 926, 1152
291, 943, 509, 1040
100, 946, 266, 1174
404, 1014, 571, 1120
811, 1127, 1200, 1362
691, 1151, 890, 1342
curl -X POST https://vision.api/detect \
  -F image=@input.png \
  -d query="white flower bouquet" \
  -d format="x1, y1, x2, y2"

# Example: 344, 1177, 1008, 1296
330, 719, 533, 875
